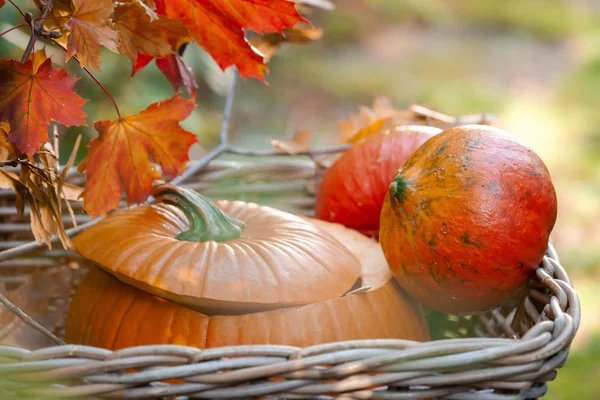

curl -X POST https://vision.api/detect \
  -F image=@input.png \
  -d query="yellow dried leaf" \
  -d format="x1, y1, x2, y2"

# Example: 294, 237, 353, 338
337, 96, 413, 144
270, 130, 312, 155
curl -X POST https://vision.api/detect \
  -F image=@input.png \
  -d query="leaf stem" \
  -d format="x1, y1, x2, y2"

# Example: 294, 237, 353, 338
48, 40, 123, 119
0, 23, 27, 38
7, 0, 25, 17
81, 66, 122, 119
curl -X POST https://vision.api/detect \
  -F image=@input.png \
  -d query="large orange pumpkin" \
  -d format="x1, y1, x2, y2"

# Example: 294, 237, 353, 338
72, 185, 364, 314
315, 125, 440, 238
380, 125, 558, 314
66, 200, 430, 348
66, 184, 429, 348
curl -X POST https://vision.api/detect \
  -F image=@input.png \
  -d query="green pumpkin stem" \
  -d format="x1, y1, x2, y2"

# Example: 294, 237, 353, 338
153, 184, 245, 243
389, 175, 409, 203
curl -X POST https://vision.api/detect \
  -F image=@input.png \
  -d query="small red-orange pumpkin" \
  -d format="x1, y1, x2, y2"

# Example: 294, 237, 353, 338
315, 125, 440, 238
380, 125, 558, 314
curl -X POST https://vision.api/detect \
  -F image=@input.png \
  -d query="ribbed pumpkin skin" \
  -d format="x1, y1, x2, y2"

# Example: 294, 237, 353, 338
72, 200, 362, 314
65, 267, 430, 349
315, 125, 440, 237
380, 125, 558, 314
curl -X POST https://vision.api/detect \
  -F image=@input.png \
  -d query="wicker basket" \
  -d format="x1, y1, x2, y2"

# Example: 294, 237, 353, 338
0, 157, 581, 399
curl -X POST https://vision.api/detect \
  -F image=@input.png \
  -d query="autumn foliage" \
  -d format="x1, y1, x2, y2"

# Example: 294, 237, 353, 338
0, 0, 319, 225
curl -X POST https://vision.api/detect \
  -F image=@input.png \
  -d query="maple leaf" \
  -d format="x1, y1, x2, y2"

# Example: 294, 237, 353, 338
155, 53, 199, 94
270, 130, 312, 155
78, 94, 198, 218
163, 0, 308, 80
64, 0, 120, 70
0, 57, 88, 156
0, 0, 5, 8
112, 1, 173, 66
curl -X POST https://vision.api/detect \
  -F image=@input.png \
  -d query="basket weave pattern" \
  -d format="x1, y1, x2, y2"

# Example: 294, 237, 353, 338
0, 159, 581, 399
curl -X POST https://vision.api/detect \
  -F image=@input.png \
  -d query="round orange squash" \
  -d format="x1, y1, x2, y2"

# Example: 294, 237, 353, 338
66, 215, 430, 349
380, 125, 558, 314
72, 185, 363, 314
315, 125, 440, 238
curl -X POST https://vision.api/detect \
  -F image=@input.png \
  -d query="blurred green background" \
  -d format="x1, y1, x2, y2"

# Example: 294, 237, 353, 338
1, 0, 599, 398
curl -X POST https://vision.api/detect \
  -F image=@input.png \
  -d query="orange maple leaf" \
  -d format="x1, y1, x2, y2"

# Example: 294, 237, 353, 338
162, 0, 308, 80
64, 0, 119, 70
78, 94, 198, 218
0, 56, 88, 156
112, 1, 174, 65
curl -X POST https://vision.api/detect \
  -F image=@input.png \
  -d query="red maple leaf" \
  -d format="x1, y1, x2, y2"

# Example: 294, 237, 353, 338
78, 94, 198, 218
0, 56, 88, 156
139, 0, 307, 81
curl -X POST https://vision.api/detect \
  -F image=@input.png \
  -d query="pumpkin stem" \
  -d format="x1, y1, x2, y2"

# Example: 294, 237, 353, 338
153, 184, 245, 243
389, 175, 409, 203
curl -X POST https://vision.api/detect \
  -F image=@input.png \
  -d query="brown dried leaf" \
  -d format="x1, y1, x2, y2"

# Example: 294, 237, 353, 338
0, 121, 16, 161
61, 183, 84, 201
0, 169, 20, 190
30, 201, 53, 247
270, 130, 312, 155
249, 26, 324, 62
39, 142, 59, 172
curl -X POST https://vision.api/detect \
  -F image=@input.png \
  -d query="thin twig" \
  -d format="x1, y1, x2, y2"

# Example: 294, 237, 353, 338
7, 0, 25, 17
0, 293, 66, 345
171, 69, 240, 184
20, 15, 36, 63
20, 0, 54, 63
0, 219, 100, 263
228, 144, 349, 157
0, 23, 27, 38
220, 70, 239, 144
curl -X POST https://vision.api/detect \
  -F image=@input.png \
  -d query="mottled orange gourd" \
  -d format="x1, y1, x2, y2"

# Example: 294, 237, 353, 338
380, 125, 558, 314
315, 125, 440, 238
